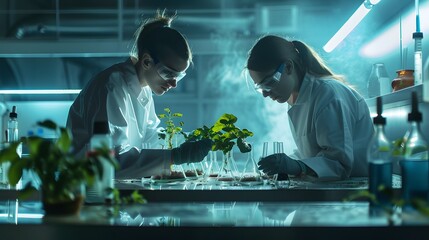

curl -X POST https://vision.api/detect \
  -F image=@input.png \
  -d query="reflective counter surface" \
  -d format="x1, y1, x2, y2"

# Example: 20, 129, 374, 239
1, 175, 428, 240
1, 200, 429, 240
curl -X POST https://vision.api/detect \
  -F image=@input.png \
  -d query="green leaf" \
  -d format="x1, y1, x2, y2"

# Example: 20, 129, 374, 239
237, 138, 252, 153
411, 198, 429, 216
172, 113, 183, 117
57, 127, 72, 152
218, 113, 237, 124
0, 142, 21, 163
164, 108, 171, 113
37, 119, 57, 130
158, 114, 166, 119
18, 185, 38, 200
239, 129, 254, 138
131, 190, 147, 204
212, 122, 224, 132
8, 159, 23, 186
343, 190, 377, 203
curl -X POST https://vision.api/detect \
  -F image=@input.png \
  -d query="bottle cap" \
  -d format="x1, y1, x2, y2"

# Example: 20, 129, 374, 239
408, 91, 422, 122
373, 97, 386, 125
93, 121, 110, 134
9, 106, 17, 118
413, 32, 423, 39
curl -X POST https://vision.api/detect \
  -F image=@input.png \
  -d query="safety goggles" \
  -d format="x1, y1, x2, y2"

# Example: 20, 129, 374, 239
152, 56, 187, 82
254, 63, 285, 93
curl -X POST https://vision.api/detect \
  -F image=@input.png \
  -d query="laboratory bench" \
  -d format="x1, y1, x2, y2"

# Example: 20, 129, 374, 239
2, 175, 429, 240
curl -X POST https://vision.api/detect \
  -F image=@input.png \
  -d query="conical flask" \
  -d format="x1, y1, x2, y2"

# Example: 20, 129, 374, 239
207, 151, 221, 178
217, 151, 239, 183
239, 147, 262, 184
182, 163, 199, 180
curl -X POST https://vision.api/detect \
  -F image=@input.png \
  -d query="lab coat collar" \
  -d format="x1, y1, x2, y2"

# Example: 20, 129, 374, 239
291, 73, 315, 107
123, 58, 146, 98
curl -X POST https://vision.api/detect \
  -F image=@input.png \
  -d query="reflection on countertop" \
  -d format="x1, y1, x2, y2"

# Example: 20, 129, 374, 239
0, 201, 395, 227
114, 175, 402, 190
2, 200, 429, 228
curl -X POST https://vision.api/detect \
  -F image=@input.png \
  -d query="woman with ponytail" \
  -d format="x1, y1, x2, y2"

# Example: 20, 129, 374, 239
247, 35, 373, 181
67, 10, 211, 178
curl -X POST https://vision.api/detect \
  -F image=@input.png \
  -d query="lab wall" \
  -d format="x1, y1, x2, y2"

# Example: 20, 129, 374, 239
1, 0, 427, 163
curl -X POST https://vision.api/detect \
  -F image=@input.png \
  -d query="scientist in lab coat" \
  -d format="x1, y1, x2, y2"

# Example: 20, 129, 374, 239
246, 35, 374, 181
67, 11, 212, 179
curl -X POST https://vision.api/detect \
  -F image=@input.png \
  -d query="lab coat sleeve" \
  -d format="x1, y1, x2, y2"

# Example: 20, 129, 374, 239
106, 81, 132, 154
115, 148, 172, 179
142, 99, 163, 148
299, 99, 354, 181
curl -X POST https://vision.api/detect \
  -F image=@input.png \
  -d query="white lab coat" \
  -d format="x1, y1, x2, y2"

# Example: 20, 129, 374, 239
288, 74, 374, 181
67, 58, 170, 178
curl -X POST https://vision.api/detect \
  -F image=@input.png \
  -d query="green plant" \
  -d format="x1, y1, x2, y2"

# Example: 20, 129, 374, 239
158, 108, 186, 149
344, 186, 429, 224
187, 113, 253, 154
112, 189, 147, 205
0, 120, 118, 204
392, 138, 405, 157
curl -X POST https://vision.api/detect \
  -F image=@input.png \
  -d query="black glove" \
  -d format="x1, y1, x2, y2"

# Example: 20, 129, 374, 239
258, 153, 305, 176
171, 139, 213, 165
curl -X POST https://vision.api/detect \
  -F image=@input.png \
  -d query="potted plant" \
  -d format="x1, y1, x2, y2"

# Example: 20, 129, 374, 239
0, 120, 117, 216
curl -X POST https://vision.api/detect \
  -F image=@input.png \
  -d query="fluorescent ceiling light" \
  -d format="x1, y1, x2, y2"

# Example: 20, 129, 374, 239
0, 213, 44, 219
0, 89, 81, 95
323, 0, 380, 53
360, 1, 429, 58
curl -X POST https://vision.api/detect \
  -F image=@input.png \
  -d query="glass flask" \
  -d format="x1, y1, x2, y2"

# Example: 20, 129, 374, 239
216, 150, 239, 183
367, 97, 392, 211
400, 91, 429, 202
239, 146, 262, 185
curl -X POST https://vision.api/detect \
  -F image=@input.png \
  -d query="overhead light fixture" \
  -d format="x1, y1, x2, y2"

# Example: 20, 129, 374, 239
0, 89, 81, 94
323, 0, 381, 53
360, 1, 429, 58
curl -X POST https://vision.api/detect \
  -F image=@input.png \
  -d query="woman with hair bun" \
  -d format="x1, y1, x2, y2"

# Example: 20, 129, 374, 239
67, 10, 211, 178
247, 35, 374, 181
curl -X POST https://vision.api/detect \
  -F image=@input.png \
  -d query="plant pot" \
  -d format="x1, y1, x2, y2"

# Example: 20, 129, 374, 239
43, 195, 84, 216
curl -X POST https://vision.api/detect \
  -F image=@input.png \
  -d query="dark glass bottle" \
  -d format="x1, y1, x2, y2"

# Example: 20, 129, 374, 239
367, 97, 392, 211
401, 91, 429, 202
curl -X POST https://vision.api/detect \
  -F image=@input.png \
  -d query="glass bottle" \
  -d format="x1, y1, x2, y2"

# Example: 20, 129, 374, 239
375, 63, 391, 95
400, 91, 429, 202
87, 121, 115, 204
367, 97, 392, 209
7, 106, 22, 157
7, 106, 18, 143
367, 64, 381, 98
2, 106, 22, 187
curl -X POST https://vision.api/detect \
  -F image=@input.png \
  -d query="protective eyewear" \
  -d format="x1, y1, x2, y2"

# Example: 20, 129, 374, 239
254, 63, 285, 93
152, 56, 186, 81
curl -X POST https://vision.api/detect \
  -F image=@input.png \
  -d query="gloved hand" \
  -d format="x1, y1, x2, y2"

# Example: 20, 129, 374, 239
258, 153, 305, 176
171, 139, 213, 165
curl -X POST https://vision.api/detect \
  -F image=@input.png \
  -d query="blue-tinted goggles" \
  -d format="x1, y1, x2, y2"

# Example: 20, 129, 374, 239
254, 63, 285, 93
152, 56, 187, 82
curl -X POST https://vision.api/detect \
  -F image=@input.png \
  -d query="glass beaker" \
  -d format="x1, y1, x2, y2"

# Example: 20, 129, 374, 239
259, 142, 282, 182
